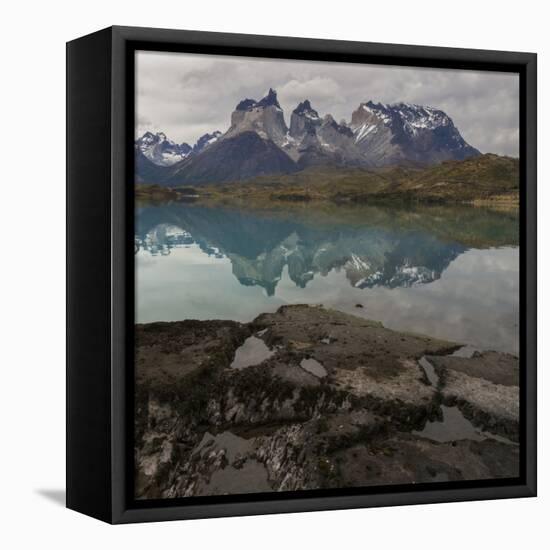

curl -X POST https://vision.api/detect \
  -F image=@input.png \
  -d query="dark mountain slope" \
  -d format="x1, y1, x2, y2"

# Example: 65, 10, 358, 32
162, 131, 298, 186
135, 149, 168, 184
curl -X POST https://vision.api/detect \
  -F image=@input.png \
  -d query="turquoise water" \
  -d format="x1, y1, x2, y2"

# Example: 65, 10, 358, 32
135, 202, 519, 354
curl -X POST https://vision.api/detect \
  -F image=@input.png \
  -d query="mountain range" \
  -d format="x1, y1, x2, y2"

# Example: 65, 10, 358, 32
135, 89, 480, 186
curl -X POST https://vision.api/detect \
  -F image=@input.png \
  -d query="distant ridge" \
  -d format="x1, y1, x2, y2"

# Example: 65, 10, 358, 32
136, 89, 482, 186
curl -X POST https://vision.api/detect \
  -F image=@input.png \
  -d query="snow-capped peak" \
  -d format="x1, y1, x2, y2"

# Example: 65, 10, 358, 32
393, 102, 451, 131
135, 131, 192, 166
193, 131, 222, 154
360, 100, 451, 130
351, 100, 456, 145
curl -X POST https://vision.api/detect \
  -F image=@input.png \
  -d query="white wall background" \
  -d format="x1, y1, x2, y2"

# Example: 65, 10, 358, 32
1, 0, 546, 546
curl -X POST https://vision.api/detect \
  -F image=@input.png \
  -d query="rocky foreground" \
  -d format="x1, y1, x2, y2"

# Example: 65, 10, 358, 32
135, 305, 519, 499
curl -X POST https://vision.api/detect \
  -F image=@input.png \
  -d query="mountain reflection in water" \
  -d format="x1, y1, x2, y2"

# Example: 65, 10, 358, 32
135, 202, 519, 354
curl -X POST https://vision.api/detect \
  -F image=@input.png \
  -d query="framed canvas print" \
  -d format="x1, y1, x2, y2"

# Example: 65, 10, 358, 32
66, 26, 537, 524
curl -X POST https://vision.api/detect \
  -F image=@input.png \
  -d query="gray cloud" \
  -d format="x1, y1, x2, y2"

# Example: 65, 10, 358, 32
136, 51, 519, 156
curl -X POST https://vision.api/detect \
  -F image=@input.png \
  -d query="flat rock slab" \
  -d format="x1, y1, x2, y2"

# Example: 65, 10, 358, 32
427, 352, 519, 440
135, 319, 248, 391
428, 351, 519, 386
333, 433, 519, 487
254, 306, 461, 380
254, 305, 460, 414
134, 305, 519, 498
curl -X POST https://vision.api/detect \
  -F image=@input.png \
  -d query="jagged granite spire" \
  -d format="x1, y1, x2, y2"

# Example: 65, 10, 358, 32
228, 88, 287, 145
236, 98, 257, 111
256, 88, 280, 109
235, 89, 281, 112
293, 100, 319, 117
289, 99, 322, 141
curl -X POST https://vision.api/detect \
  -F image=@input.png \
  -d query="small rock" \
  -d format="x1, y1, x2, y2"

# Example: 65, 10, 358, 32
231, 454, 247, 469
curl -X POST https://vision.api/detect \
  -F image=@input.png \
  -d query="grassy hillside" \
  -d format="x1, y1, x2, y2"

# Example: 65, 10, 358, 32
199, 153, 519, 205
135, 184, 180, 203
137, 153, 519, 208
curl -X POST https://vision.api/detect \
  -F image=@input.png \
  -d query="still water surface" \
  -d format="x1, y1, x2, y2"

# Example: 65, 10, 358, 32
135, 202, 519, 354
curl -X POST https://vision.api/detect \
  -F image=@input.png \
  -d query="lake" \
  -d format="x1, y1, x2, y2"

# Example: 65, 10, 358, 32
135, 201, 519, 355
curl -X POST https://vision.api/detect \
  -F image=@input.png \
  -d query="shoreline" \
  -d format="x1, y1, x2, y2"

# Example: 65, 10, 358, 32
136, 182, 519, 210
136, 152, 520, 208
135, 304, 519, 499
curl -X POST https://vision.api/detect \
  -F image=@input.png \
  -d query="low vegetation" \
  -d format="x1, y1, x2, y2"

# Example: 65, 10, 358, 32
136, 153, 519, 208
135, 183, 181, 203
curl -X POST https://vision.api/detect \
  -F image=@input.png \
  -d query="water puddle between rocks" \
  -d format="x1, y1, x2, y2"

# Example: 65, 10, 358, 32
194, 431, 271, 494
417, 356, 516, 445
195, 430, 252, 461
231, 336, 275, 369
300, 357, 328, 378
419, 356, 439, 386
414, 405, 486, 442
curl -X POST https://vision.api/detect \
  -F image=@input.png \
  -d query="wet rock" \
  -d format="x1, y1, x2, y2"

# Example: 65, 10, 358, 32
332, 433, 519, 487
134, 305, 519, 499
165, 431, 271, 497
231, 454, 247, 469
429, 351, 519, 386
253, 305, 460, 381
252, 412, 389, 491
427, 352, 519, 441
254, 305, 460, 425
135, 319, 249, 391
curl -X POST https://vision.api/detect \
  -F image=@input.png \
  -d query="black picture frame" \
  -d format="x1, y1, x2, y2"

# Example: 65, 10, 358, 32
67, 25, 537, 524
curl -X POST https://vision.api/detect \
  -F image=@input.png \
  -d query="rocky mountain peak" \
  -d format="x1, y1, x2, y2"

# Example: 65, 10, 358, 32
140, 130, 156, 142
322, 114, 353, 138
352, 101, 392, 126
137, 131, 163, 147
136, 131, 192, 166
355, 101, 452, 132
256, 88, 280, 109
136, 90, 482, 184
193, 131, 222, 154
350, 100, 479, 165
392, 103, 451, 131
293, 100, 319, 118
227, 89, 287, 145
289, 99, 322, 142
235, 89, 282, 112
235, 98, 257, 111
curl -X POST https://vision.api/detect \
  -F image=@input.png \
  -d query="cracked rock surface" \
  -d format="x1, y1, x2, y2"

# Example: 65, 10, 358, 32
426, 352, 520, 441
135, 305, 519, 499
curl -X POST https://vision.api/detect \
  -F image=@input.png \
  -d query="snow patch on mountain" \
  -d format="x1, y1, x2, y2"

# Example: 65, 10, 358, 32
193, 131, 222, 154
136, 132, 192, 166
136, 89, 481, 184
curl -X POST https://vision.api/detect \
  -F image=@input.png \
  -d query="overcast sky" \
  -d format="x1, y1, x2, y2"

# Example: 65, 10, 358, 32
136, 50, 519, 156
